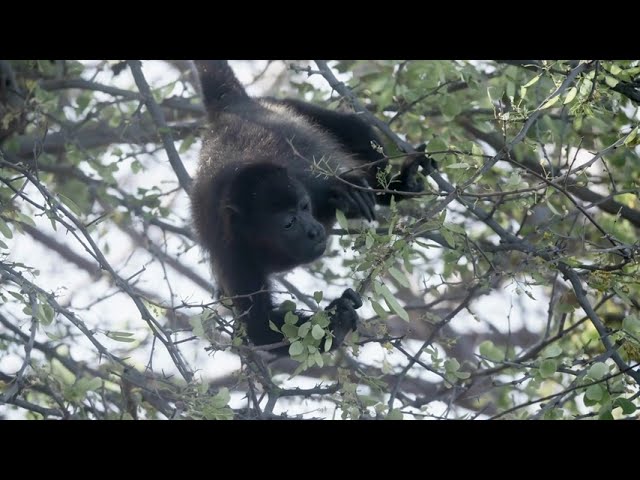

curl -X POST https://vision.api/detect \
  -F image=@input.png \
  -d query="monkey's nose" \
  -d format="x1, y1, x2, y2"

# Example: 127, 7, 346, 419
307, 224, 325, 241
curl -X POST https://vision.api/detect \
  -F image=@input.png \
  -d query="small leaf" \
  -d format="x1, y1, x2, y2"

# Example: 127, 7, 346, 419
448, 162, 470, 169
211, 387, 230, 408
479, 340, 503, 363
336, 209, 349, 231
440, 228, 455, 248
284, 311, 299, 325
41, 304, 55, 325
289, 341, 304, 357
563, 87, 578, 104
85, 378, 102, 392
543, 344, 562, 358
324, 336, 333, 352
314, 351, 324, 368
313, 291, 323, 303
281, 324, 298, 339
378, 283, 409, 322
280, 300, 297, 312
539, 359, 557, 378
586, 384, 603, 402
370, 300, 389, 320
365, 234, 374, 249
624, 127, 638, 146
588, 362, 608, 381
444, 358, 460, 373
57, 193, 83, 217
540, 95, 560, 109
604, 75, 619, 88
297, 322, 311, 338
523, 74, 541, 88
386, 409, 404, 420
0, 218, 13, 239
388, 267, 410, 288
614, 398, 637, 415
311, 324, 325, 340
268, 320, 280, 333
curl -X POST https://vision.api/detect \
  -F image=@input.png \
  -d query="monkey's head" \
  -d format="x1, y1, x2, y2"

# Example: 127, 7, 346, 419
225, 163, 327, 272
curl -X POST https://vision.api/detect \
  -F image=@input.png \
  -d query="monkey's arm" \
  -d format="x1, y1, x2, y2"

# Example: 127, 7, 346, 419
273, 98, 434, 205
242, 289, 361, 356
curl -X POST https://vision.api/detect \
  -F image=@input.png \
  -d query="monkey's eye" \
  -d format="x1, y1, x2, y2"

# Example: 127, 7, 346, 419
301, 201, 310, 211
284, 215, 296, 230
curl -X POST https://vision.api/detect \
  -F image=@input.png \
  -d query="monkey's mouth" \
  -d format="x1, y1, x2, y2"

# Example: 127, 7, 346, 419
312, 240, 327, 256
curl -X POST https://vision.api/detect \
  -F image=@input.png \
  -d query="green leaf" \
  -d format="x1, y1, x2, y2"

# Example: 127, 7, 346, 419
448, 162, 470, 169
336, 209, 349, 231
385, 409, 404, 420
543, 344, 562, 358
479, 340, 504, 362
324, 336, 333, 352
284, 311, 299, 325
586, 384, 603, 402
0, 238, 7, 249
289, 341, 304, 357
297, 322, 311, 338
540, 95, 560, 110
378, 283, 410, 322
0, 218, 13, 239
81, 378, 100, 393
313, 291, 323, 303
106, 331, 136, 343
370, 300, 389, 319
614, 398, 636, 415
268, 320, 280, 333
311, 324, 325, 340
523, 74, 541, 88
280, 300, 297, 312
444, 358, 460, 373
622, 315, 640, 335
190, 316, 205, 338
15, 211, 36, 228
388, 267, 410, 288
41, 304, 55, 325
563, 87, 578, 104
281, 324, 298, 339
624, 127, 638, 146
179, 135, 196, 154
211, 387, 230, 408
314, 351, 324, 368
57, 193, 83, 217
588, 362, 608, 380
604, 75, 619, 88
539, 359, 557, 378
440, 228, 455, 248
598, 409, 614, 420
365, 234, 374, 249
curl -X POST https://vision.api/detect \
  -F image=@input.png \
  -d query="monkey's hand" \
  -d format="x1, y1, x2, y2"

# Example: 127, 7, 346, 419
394, 143, 437, 194
328, 175, 376, 221
325, 288, 362, 349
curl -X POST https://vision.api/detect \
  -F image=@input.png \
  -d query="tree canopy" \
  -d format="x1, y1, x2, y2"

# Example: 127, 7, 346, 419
0, 60, 639, 420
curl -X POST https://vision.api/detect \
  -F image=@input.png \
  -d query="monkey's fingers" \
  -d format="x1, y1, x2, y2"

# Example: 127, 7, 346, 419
340, 288, 363, 309
347, 189, 375, 222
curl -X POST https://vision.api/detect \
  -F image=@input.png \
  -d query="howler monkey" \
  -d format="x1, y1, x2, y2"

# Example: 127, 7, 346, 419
191, 60, 429, 355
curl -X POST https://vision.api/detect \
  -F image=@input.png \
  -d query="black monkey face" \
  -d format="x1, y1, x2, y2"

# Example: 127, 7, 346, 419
248, 192, 327, 272
230, 169, 327, 272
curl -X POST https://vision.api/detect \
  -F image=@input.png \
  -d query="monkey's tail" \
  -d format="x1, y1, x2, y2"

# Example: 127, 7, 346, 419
194, 60, 250, 118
